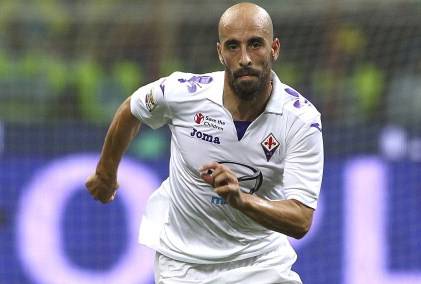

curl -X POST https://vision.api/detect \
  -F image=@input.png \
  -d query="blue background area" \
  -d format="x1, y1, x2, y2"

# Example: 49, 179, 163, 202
388, 161, 421, 270
1, 157, 420, 284
62, 189, 129, 271
294, 160, 344, 284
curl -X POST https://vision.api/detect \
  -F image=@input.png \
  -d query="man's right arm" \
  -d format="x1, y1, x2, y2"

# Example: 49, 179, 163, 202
86, 96, 141, 203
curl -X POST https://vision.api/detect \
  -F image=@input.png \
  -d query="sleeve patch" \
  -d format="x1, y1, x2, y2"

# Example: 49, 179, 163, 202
145, 90, 157, 112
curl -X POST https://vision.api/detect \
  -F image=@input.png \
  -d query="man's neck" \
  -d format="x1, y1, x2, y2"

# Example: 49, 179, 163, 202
223, 78, 272, 121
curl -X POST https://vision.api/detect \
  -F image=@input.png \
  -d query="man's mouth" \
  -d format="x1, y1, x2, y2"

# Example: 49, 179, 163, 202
234, 69, 259, 79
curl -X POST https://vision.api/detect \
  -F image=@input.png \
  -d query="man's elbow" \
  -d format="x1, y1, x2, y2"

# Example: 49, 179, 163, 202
289, 200, 314, 239
290, 219, 312, 240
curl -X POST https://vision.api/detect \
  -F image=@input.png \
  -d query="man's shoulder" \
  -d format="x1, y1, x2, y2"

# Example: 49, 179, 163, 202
161, 70, 223, 99
277, 82, 321, 125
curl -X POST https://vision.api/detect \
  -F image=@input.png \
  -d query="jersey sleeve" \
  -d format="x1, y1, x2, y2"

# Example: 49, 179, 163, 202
283, 114, 324, 209
130, 77, 172, 129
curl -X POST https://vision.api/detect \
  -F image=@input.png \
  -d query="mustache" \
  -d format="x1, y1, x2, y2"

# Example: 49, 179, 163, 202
233, 68, 260, 78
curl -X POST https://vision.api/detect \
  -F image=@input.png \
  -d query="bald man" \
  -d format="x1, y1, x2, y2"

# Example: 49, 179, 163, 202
86, 3, 323, 283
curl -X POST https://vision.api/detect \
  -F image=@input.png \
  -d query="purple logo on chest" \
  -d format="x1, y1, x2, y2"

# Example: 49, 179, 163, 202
178, 75, 213, 93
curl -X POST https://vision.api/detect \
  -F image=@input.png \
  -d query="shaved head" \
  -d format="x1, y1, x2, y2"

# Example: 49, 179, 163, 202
217, 2, 280, 104
218, 2, 274, 42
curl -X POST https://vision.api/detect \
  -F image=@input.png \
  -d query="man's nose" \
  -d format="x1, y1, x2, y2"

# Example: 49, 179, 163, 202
239, 47, 252, 67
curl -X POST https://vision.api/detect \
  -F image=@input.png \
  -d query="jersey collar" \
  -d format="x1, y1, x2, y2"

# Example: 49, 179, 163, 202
263, 71, 286, 115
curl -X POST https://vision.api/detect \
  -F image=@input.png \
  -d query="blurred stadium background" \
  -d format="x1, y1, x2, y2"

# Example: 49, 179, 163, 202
1, 0, 420, 283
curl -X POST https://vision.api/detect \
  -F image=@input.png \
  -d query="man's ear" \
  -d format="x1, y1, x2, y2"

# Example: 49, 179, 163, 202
219, 57, 225, 65
272, 38, 281, 61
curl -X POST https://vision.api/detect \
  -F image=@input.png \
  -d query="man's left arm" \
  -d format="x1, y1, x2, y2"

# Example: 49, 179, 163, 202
200, 116, 323, 239
200, 162, 314, 239
234, 195, 313, 239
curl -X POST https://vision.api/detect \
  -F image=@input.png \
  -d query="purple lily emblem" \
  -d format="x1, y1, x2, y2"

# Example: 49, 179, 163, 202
159, 79, 166, 95
178, 76, 213, 93
311, 123, 322, 132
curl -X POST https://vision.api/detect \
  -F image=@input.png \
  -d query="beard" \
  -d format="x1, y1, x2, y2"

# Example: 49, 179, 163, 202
226, 63, 272, 101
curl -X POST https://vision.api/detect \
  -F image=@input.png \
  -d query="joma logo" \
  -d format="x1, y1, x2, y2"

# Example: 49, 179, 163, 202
190, 128, 221, 144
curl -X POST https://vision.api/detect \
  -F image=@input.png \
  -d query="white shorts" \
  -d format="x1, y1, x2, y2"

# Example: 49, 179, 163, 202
154, 247, 302, 284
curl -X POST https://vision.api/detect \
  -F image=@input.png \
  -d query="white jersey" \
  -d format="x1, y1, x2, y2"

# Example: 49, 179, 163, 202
130, 71, 324, 264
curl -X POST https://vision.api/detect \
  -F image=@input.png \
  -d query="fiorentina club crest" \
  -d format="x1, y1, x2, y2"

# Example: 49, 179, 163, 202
194, 112, 205, 124
261, 133, 280, 161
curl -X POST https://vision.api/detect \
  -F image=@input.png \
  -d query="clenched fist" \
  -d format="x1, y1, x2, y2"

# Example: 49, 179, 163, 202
85, 173, 119, 204
199, 162, 245, 209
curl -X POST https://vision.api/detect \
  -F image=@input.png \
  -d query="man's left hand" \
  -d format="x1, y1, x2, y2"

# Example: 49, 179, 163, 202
199, 162, 245, 209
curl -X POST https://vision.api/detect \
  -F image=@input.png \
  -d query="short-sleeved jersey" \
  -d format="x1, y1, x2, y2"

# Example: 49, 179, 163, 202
131, 71, 324, 264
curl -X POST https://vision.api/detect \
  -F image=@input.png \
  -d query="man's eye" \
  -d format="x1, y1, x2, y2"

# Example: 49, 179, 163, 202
251, 41, 262, 48
227, 44, 238, 50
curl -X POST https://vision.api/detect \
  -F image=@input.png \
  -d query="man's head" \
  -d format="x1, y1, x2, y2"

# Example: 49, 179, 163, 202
217, 2, 280, 101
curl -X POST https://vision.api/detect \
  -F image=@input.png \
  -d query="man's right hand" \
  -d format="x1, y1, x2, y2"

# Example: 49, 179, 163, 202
85, 173, 119, 204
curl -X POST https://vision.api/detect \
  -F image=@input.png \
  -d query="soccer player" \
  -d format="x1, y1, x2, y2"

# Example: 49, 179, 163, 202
86, 2, 324, 283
